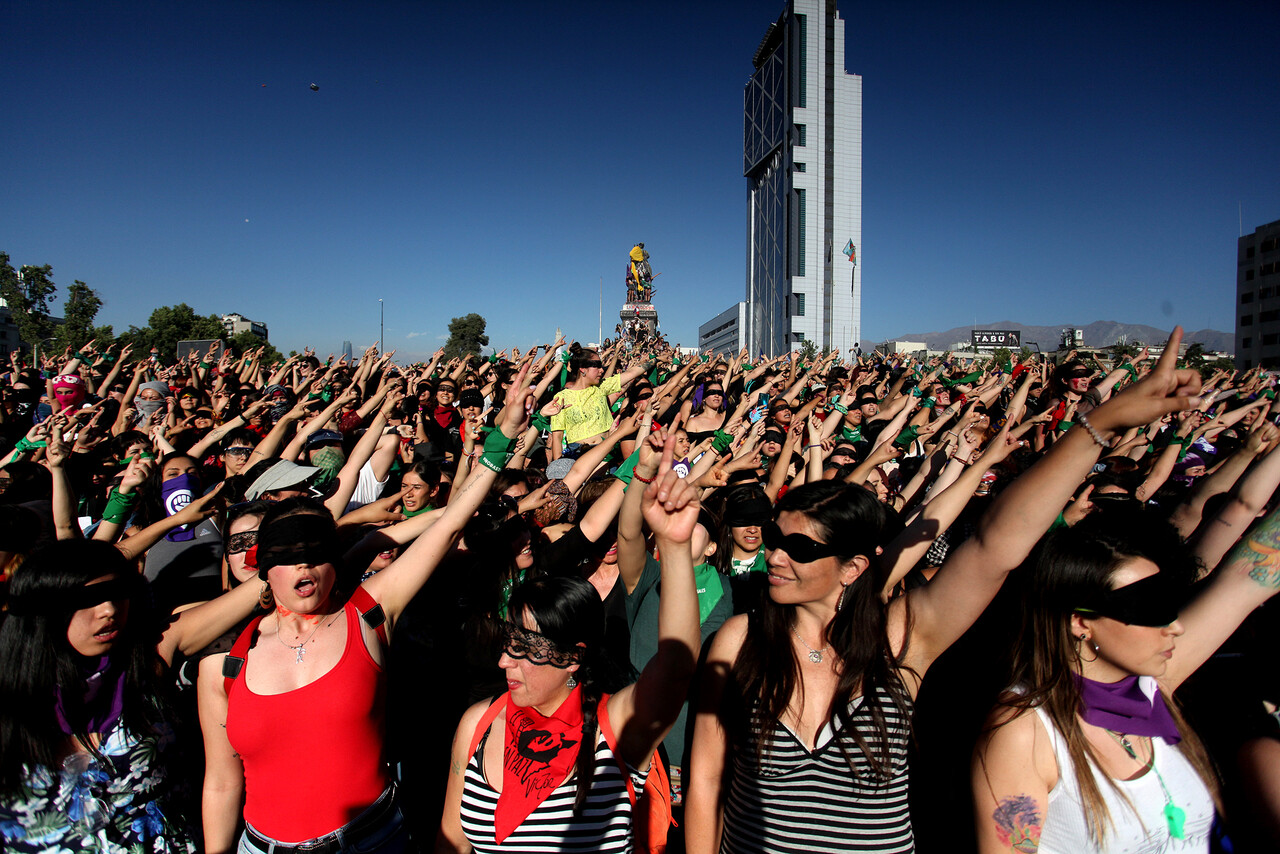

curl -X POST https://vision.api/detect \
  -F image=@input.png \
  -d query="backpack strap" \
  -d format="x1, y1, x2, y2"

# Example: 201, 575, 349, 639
349, 585, 388, 645
595, 693, 638, 806
222, 615, 265, 696
597, 692, 676, 850
466, 693, 510, 762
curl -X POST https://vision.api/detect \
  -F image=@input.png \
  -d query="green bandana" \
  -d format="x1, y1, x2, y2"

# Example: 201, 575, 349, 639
730, 551, 767, 576
842, 426, 862, 444
694, 562, 724, 624
403, 504, 434, 518
311, 446, 344, 487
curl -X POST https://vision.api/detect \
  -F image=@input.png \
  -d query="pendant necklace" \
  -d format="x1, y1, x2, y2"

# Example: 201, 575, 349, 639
278, 612, 340, 664
790, 627, 830, 664
1105, 729, 1186, 840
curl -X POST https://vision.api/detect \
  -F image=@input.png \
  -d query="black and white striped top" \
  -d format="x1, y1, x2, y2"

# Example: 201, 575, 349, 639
721, 689, 915, 853
459, 728, 645, 853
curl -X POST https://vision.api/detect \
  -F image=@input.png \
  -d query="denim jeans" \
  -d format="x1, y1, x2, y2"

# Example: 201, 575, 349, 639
237, 790, 409, 854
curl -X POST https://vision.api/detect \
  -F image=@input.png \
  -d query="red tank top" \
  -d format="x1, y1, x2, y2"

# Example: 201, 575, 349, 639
226, 601, 388, 842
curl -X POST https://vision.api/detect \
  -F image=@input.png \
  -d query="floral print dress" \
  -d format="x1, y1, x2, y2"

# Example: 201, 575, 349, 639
0, 722, 195, 853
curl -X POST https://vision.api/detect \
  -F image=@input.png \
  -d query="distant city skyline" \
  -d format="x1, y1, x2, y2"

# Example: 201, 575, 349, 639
2, 1, 1276, 357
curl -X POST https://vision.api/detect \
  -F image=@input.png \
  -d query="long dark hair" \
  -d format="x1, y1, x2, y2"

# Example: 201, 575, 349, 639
998, 510, 1218, 841
506, 576, 612, 813
0, 540, 169, 792
735, 480, 912, 783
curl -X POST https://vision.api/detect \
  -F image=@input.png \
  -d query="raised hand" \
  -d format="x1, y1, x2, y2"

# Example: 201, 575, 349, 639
1089, 327, 1201, 436
641, 435, 700, 546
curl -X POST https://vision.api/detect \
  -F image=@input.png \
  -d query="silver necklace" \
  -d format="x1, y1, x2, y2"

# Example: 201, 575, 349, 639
277, 612, 340, 664
790, 627, 830, 664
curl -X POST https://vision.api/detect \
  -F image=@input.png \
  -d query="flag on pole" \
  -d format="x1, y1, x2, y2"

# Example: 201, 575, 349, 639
842, 240, 856, 265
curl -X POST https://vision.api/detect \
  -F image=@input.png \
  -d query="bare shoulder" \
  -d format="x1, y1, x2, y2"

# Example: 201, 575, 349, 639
978, 700, 1042, 748
707, 613, 749, 662
975, 698, 1059, 787
457, 695, 503, 745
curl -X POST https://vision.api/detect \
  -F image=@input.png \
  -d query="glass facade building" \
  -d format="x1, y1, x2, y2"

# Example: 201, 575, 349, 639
743, 0, 862, 357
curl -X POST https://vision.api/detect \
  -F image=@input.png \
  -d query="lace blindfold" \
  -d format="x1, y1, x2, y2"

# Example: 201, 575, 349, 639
502, 623, 583, 669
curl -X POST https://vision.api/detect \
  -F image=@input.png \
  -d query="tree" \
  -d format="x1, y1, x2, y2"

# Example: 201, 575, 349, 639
0, 253, 58, 347
51, 280, 113, 354
1111, 339, 1140, 360
1183, 342, 1205, 368
118, 304, 225, 362
796, 338, 819, 363
443, 313, 489, 359
1204, 356, 1235, 379
228, 330, 282, 366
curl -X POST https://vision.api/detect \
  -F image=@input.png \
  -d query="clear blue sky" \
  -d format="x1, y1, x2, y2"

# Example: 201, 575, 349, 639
3, 1, 1277, 358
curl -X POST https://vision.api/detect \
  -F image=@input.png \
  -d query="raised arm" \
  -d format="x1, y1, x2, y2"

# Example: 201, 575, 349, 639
361, 365, 533, 628
605, 436, 701, 767
617, 431, 664, 595
901, 328, 1203, 676
1164, 495, 1280, 690
322, 391, 401, 519
882, 429, 1025, 597
1192, 423, 1280, 571
1167, 427, 1268, 537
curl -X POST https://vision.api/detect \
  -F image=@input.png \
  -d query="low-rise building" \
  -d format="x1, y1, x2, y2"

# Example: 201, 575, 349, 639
221, 312, 268, 341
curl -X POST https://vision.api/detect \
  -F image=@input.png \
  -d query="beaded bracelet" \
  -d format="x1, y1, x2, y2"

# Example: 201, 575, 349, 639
632, 471, 655, 484
1076, 413, 1115, 449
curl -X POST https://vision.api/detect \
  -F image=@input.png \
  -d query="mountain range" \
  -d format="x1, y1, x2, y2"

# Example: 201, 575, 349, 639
876, 321, 1233, 354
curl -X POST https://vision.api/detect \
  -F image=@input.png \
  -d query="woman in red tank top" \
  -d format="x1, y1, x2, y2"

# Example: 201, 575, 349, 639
199, 368, 538, 854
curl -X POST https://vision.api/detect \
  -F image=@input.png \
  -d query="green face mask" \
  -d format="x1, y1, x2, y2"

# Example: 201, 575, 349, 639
310, 446, 345, 486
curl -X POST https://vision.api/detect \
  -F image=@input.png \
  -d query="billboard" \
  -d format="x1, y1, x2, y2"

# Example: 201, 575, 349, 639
971, 330, 1021, 350
176, 339, 225, 362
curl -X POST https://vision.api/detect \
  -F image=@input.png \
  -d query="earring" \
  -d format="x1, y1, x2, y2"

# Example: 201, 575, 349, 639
836, 582, 849, 611
566, 674, 577, 689
1077, 633, 1098, 663
258, 581, 274, 610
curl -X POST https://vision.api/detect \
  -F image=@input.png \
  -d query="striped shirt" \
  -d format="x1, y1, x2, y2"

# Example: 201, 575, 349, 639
460, 727, 644, 853
721, 690, 915, 853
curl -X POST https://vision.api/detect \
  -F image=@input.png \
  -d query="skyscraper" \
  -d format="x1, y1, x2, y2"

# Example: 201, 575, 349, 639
743, 0, 861, 357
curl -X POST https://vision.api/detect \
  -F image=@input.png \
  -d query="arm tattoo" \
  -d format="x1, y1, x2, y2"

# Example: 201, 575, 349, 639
451, 758, 464, 777
1235, 522, 1280, 589
993, 795, 1042, 853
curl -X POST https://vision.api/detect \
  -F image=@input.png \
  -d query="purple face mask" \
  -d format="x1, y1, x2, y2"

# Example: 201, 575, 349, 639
161, 473, 199, 542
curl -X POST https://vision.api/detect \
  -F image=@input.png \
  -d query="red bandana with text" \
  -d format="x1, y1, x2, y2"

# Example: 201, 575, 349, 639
495, 686, 584, 843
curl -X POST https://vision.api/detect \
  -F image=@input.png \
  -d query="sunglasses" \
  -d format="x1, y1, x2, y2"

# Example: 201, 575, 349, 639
762, 521, 841, 562
224, 447, 253, 457
436, 386, 457, 393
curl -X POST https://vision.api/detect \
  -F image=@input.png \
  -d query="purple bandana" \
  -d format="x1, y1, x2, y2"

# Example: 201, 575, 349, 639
54, 655, 126, 736
1076, 674, 1180, 744
161, 473, 198, 542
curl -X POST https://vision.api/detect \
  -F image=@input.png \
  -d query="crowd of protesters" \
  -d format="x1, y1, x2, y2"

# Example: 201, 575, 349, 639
0, 327, 1277, 854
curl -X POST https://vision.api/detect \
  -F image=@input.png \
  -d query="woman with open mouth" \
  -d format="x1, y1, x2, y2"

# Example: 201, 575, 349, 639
201, 366, 538, 854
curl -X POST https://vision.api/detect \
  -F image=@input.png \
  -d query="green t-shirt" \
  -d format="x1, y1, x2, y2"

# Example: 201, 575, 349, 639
625, 554, 733, 767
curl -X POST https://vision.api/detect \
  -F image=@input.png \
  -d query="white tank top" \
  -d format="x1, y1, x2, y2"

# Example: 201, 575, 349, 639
1033, 684, 1213, 854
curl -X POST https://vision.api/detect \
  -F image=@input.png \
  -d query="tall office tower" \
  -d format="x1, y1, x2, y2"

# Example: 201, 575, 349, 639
1236, 217, 1280, 369
743, 0, 861, 357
